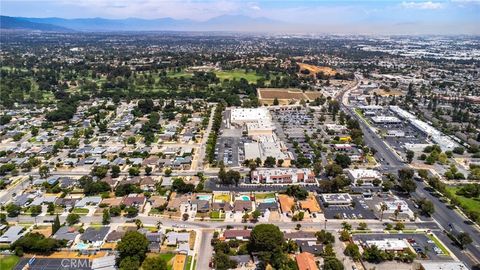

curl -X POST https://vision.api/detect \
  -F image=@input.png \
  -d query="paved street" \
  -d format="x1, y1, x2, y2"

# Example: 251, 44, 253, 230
338, 77, 480, 268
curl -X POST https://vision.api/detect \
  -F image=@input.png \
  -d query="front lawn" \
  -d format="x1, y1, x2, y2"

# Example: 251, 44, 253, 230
0, 255, 20, 270
445, 186, 480, 222
72, 208, 89, 215
215, 69, 263, 83
210, 211, 224, 220
255, 193, 275, 200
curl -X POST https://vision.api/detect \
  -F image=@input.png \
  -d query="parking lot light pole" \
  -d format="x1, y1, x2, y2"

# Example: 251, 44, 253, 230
324, 219, 327, 230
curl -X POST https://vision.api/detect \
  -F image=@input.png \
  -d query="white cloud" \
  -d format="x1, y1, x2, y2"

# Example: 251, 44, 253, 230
401, 1, 445, 9
55, 0, 242, 20
250, 5, 261, 11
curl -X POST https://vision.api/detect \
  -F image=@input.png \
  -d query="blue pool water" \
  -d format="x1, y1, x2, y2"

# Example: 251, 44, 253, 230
241, 196, 250, 201
75, 243, 89, 250
263, 198, 276, 203
197, 195, 212, 201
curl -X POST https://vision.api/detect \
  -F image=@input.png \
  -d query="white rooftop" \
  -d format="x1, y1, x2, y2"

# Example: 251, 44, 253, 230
366, 239, 408, 251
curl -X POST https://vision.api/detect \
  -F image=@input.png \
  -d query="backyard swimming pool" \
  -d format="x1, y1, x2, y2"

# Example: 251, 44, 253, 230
263, 198, 276, 203
75, 243, 89, 250
197, 195, 212, 201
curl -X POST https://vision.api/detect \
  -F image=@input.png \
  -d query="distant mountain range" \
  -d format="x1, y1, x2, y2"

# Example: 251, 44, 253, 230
0, 16, 72, 32
0, 15, 288, 32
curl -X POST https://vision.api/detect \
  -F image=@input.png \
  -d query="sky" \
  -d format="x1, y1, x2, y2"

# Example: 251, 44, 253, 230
2, 0, 480, 34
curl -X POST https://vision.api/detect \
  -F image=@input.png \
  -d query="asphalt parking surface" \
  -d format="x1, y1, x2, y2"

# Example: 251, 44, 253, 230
353, 233, 453, 261
320, 197, 377, 220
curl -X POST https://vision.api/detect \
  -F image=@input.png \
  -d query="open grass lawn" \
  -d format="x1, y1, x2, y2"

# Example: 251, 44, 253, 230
215, 69, 263, 83
445, 186, 480, 218
72, 208, 89, 215
0, 255, 20, 270
210, 211, 224, 219
255, 193, 275, 200
213, 194, 230, 202
166, 71, 193, 78
158, 253, 176, 270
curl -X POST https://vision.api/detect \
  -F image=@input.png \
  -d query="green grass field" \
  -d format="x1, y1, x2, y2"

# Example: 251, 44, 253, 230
215, 69, 263, 83
255, 193, 276, 200
157, 253, 176, 270
166, 69, 263, 83
72, 208, 89, 215
0, 255, 20, 270
166, 71, 193, 78
445, 186, 480, 219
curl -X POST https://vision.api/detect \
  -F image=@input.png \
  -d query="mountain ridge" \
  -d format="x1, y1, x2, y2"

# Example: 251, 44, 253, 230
2, 15, 285, 32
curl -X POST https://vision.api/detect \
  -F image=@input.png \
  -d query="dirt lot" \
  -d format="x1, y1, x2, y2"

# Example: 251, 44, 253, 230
258, 88, 323, 105
372, 88, 404, 96
298, 63, 337, 76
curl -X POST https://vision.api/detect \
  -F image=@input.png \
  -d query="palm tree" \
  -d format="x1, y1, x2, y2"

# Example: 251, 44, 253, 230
156, 221, 163, 229
380, 203, 388, 222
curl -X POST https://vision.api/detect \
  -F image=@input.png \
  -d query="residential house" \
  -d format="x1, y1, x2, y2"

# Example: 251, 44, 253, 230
224, 230, 251, 241
233, 200, 253, 213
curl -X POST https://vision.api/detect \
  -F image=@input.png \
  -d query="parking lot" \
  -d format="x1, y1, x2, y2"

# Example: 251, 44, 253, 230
215, 137, 240, 166
353, 233, 452, 261
320, 197, 377, 220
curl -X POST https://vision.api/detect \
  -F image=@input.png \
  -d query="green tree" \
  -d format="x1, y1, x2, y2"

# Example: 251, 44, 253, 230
323, 257, 344, 270
141, 255, 168, 270
406, 150, 414, 163
119, 256, 140, 270
6, 203, 22, 217
252, 210, 261, 222
285, 185, 308, 200
248, 224, 284, 253
111, 165, 121, 178
29, 205, 42, 216
363, 245, 384, 263
315, 230, 335, 244
145, 166, 152, 176
264, 156, 276, 168
66, 213, 80, 225
344, 243, 361, 261
117, 231, 149, 262
273, 97, 279, 106
39, 165, 50, 178
52, 215, 61, 234
357, 222, 368, 230
457, 232, 473, 249
102, 209, 111, 225
213, 252, 238, 270
418, 198, 435, 216
334, 154, 351, 168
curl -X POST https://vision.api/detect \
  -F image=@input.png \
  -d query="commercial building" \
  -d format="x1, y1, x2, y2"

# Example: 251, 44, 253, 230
346, 169, 382, 186
251, 168, 316, 184
371, 116, 402, 124
378, 198, 415, 220
244, 134, 293, 166
390, 106, 460, 151
386, 130, 405, 137
321, 193, 353, 205
359, 105, 383, 111
230, 108, 271, 125
232, 107, 294, 166
365, 239, 409, 251
413, 261, 469, 270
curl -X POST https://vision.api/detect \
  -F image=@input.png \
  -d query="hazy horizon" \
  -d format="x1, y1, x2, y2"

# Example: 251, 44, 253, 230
2, 0, 480, 34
